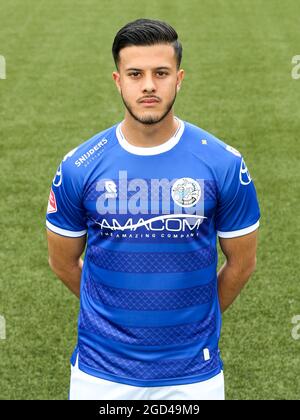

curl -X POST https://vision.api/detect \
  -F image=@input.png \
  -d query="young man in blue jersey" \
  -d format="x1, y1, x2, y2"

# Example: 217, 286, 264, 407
46, 18, 260, 400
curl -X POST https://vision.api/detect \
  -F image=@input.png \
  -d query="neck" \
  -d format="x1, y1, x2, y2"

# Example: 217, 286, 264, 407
120, 111, 179, 148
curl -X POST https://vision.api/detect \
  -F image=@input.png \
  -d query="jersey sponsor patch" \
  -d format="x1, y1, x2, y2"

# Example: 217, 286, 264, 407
47, 189, 57, 213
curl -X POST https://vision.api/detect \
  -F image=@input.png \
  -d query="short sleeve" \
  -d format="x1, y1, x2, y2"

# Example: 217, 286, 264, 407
215, 156, 260, 238
46, 158, 87, 237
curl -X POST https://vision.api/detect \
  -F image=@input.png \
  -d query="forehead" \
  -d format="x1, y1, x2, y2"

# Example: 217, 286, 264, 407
119, 44, 176, 70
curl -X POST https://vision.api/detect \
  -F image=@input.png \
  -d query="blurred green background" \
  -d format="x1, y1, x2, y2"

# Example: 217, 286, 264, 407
0, 0, 300, 400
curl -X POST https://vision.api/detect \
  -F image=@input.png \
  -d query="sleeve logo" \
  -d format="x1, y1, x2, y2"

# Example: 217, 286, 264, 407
53, 164, 62, 187
47, 189, 57, 213
52, 147, 78, 187
239, 158, 252, 185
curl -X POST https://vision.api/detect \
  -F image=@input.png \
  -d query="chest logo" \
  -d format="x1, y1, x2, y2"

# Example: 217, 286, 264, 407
171, 178, 201, 208
105, 181, 118, 198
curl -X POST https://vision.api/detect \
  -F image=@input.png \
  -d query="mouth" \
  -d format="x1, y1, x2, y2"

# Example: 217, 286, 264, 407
140, 97, 160, 103
140, 98, 160, 106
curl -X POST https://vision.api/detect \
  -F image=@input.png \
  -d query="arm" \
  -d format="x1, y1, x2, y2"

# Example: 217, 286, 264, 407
47, 229, 87, 298
217, 228, 258, 313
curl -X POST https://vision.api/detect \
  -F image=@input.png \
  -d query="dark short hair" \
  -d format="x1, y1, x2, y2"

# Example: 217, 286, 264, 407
112, 18, 182, 70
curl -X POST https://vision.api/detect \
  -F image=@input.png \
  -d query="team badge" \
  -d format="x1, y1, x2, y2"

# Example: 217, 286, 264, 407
47, 189, 57, 213
171, 177, 201, 207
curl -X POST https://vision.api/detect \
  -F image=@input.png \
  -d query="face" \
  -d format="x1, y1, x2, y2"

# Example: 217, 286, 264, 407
112, 44, 184, 125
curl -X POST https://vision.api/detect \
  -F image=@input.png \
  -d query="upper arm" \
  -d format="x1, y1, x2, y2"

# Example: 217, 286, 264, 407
46, 151, 87, 238
219, 228, 259, 270
215, 153, 260, 271
46, 149, 88, 268
215, 153, 260, 238
47, 229, 86, 269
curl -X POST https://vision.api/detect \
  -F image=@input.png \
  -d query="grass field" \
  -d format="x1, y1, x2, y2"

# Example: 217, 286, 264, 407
0, 0, 300, 400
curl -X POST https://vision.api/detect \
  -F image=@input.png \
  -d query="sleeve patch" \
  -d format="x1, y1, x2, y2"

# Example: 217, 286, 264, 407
47, 189, 57, 214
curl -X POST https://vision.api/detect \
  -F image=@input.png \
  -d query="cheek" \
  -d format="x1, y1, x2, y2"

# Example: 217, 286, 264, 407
122, 81, 138, 97
161, 80, 177, 96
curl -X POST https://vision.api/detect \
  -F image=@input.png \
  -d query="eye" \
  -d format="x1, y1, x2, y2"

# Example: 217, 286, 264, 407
129, 72, 141, 78
157, 71, 168, 77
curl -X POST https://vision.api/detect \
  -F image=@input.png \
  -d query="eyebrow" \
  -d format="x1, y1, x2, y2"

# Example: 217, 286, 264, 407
125, 67, 172, 71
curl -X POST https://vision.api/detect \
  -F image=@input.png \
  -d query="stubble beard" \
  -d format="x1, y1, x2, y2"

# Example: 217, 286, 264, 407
120, 89, 177, 125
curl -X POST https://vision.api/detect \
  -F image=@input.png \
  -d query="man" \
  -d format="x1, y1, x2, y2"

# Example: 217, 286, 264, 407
46, 18, 260, 400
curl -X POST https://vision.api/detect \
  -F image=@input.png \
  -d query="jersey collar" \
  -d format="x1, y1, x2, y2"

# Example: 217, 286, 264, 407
116, 116, 185, 156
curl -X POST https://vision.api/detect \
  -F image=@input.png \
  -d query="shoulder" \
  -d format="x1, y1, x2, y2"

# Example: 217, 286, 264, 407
51, 123, 118, 193
183, 120, 245, 189
184, 120, 242, 164
61, 123, 118, 171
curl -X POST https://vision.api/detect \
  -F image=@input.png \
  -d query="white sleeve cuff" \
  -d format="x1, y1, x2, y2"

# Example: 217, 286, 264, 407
46, 220, 87, 238
217, 220, 259, 238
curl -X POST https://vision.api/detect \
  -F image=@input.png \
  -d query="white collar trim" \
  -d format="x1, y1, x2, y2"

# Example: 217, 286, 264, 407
116, 116, 185, 156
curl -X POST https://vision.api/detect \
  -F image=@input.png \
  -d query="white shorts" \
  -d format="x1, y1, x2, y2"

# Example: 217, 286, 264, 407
69, 356, 225, 400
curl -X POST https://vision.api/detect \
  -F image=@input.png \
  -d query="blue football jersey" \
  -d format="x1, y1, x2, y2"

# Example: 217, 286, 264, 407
46, 116, 260, 387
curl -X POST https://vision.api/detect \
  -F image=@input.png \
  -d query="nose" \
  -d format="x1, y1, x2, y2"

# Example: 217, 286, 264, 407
142, 73, 156, 93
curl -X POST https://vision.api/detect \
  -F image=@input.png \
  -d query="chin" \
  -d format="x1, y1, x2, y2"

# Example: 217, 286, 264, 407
140, 114, 164, 125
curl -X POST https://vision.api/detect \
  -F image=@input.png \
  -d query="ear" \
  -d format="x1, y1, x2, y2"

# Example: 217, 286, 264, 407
112, 71, 121, 94
176, 69, 185, 92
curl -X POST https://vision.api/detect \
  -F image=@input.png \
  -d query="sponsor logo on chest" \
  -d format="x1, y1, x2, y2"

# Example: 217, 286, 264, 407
92, 171, 206, 233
